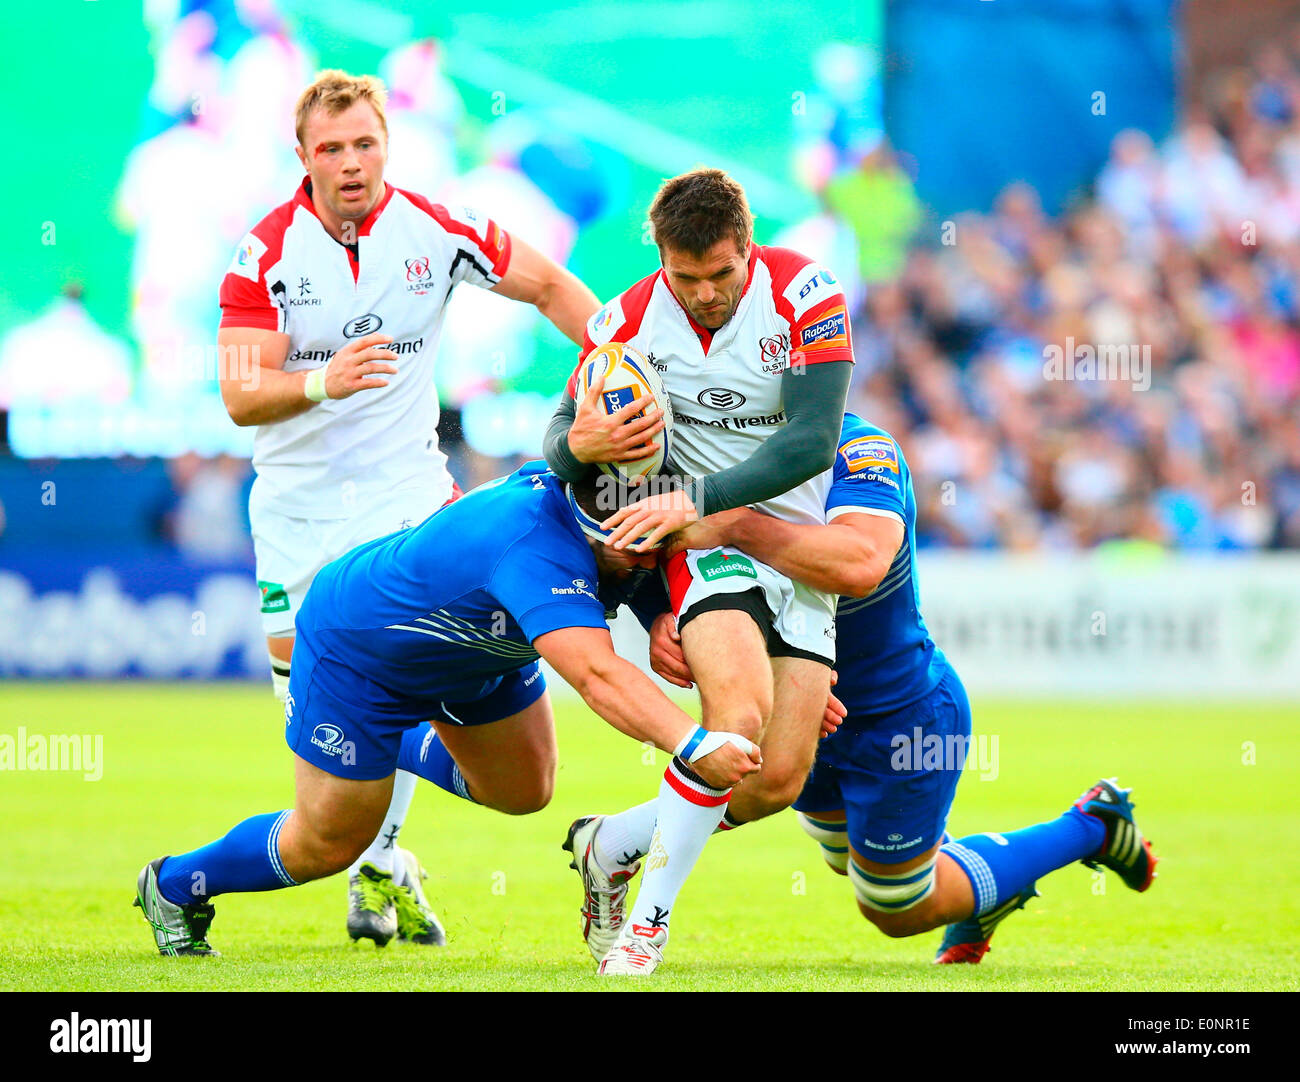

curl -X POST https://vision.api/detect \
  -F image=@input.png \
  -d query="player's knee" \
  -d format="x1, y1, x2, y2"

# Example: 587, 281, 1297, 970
746, 763, 808, 816
701, 702, 765, 742
848, 854, 937, 938
490, 774, 553, 815
797, 811, 850, 874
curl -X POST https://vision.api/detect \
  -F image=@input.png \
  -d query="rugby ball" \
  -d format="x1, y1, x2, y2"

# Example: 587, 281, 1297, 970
572, 343, 673, 482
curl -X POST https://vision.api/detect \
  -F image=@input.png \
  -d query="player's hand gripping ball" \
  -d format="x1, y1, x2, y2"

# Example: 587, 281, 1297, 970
572, 343, 674, 482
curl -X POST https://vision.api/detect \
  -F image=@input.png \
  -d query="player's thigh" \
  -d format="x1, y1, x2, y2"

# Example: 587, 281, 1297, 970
727, 655, 830, 819
763, 655, 831, 784
678, 604, 772, 737
432, 667, 557, 815
268, 634, 294, 663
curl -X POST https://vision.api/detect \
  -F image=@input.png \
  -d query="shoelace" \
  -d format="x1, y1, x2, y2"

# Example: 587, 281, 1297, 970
354, 874, 391, 916
386, 879, 432, 934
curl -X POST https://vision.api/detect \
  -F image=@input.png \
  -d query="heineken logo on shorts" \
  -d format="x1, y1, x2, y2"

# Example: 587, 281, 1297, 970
696, 552, 757, 582
258, 581, 289, 614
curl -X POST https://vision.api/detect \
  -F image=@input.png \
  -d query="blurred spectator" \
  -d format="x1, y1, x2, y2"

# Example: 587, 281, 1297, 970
163, 453, 252, 564
0, 285, 132, 408
831, 31, 1300, 553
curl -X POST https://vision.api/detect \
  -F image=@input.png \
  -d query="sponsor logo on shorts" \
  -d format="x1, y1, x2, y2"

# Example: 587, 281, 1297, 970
343, 313, 384, 338
697, 387, 746, 411
523, 668, 542, 687
258, 580, 289, 614
840, 435, 899, 475
310, 724, 346, 757
695, 551, 758, 582
862, 833, 923, 852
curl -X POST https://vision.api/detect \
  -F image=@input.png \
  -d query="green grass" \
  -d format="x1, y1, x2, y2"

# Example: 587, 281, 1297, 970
0, 684, 1295, 991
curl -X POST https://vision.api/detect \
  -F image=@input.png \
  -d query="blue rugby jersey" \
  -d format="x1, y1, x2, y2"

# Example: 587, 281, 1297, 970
827, 413, 948, 716
295, 463, 609, 707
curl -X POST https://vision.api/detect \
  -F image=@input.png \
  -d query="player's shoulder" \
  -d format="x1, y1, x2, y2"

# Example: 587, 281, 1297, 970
756, 244, 841, 309
585, 269, 661, 349
227, 191, 303, 283
835, 413, 905, 478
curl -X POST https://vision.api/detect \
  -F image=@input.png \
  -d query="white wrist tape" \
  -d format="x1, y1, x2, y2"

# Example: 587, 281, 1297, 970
304, 367, 329, 402
674, 725, 756, 764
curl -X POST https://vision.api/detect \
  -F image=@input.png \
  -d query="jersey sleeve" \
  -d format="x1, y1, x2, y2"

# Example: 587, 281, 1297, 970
825, 424, 906, 524
219, 230, 285, 332
437, 203, 512, 288
487, 518, 609, 643
767, 248, 854, 366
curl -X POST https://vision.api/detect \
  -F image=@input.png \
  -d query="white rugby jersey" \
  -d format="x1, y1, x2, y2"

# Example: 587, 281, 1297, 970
571, 245, 853, 525
220, 178, 511, 518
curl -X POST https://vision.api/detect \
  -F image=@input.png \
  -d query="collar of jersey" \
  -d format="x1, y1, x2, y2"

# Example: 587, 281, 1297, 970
662, 244, 759, 352
295, 176, 397, 239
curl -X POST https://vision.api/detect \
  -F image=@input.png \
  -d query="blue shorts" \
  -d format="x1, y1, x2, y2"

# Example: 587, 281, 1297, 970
793, 664, 971, 865
285, 657, 547, 781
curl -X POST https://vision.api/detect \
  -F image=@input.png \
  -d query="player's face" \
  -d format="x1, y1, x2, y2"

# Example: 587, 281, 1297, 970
591, 542, 658, 580
296, 101, 388, 229
660, 238, 750, 330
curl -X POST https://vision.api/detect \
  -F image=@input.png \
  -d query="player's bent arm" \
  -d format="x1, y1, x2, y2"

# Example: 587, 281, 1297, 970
219, 328, 400, 426
491, 235, 600, 346
217, 327, 309, 427
534, 626, 759, 786
690, 360, 851, 516
679, 507, 904, 599
542, 395, 587, 480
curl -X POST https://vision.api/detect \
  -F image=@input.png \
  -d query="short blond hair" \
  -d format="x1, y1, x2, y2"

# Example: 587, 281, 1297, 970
294, 70, 388, 147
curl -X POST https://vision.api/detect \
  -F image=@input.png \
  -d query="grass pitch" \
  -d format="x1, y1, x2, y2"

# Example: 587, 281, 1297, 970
0, 683, 1295, 991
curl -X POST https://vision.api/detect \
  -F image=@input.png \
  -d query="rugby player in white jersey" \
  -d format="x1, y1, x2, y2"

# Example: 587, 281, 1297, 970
543, 169, 853, 973
218, 71, 600, 947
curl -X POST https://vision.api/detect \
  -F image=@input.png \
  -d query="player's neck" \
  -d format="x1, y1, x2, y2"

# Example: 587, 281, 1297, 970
305, 180, 380, 244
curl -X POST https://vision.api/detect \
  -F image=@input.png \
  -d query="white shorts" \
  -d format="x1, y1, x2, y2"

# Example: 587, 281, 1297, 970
664, 546, 837, 664
250, 482, 450, 637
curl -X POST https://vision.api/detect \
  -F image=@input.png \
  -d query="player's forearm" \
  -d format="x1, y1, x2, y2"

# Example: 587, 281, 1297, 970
720, 511, 884, 597
537, 270, 601, 346
221, 368, 317, 426
575, 656, 694, 752
542, 395, 587, 481
689, 360, 850, 516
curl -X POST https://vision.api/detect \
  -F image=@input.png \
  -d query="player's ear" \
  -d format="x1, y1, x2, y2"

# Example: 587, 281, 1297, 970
294, 143, 308, 172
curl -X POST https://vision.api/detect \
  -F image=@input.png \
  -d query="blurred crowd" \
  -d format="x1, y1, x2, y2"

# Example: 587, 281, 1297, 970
841, 43, 1300, 551
6, 5, 1299, 556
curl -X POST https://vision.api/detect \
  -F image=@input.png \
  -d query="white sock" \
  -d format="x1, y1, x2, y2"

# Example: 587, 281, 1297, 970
594, 800, 659, 874
348, 769, 419, 877
268, 651, 291, 701
623, 758, 730, 943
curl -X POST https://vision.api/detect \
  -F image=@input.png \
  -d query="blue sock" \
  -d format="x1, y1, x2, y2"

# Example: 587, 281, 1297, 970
397, 725, 476, 803
942, 808, 1106, 915
157, 810, 297, 905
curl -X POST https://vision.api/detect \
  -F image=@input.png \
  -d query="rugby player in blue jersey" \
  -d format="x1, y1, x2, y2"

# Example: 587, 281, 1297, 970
581, 414, 1157, 963
134, 465, 759, 956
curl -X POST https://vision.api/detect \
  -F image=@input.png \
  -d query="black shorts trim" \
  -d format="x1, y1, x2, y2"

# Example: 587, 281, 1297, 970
678, 588, 832, 667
